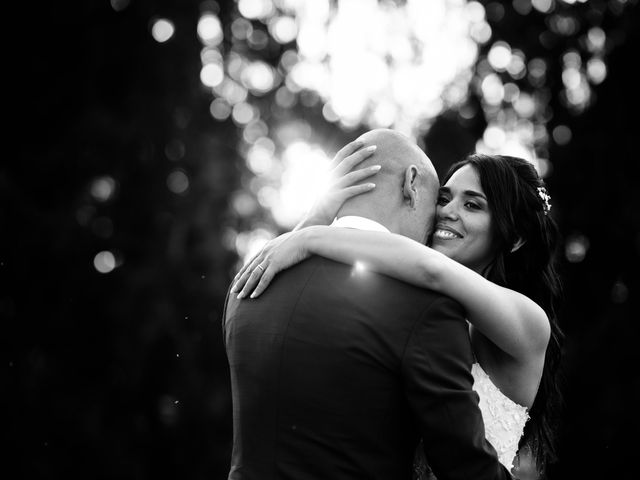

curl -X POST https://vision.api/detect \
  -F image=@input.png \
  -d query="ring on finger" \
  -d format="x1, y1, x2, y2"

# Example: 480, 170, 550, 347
256, 264, 265, 272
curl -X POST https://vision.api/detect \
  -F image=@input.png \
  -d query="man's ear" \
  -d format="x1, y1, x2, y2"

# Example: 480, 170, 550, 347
510, 237, 526, 253
402, 165, 418, 209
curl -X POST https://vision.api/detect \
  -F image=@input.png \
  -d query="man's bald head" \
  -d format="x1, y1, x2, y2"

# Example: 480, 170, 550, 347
336, 129, 440, 244
355, 129, 438, 187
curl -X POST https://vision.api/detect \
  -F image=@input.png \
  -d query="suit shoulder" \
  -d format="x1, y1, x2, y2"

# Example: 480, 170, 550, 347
417, 293, 465, 320
286, 257, 465, 320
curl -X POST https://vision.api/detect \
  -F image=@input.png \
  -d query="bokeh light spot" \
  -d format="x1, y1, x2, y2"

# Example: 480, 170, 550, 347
110, 0, 130, 12
611, 280, 629, 304
167, 169, 190, 195
513, 93, 536, 118
586, 27, 606, 52
91, 176, 116, 202
214, 78, 248, 105
513, 0, 533, 15
232, 192, 258, 216
565, 234, 590, 263
247, 29, 270, 49
94, 251, 116, 274
210, 98, 231, 120
198, 14, 224, 46
232, 102, 256, 125
552, 125, 572, 145
242, 120, 269, 144
200, 63, 224, 88
586, 57, 607, 84
231, 18, 253, 40
151, 18, 175, 43
275, 86, 296, 108
246, 142, 275, 175
241, 61, 276, 95
562, 67, 581, 89
481, 73, 505, 105
487, 41, 512, 71
507, 51, 527, 79
532, 0, 554, 13
269, 16, 298, 44
238, 0, 275, 20
528, 58, 547, 86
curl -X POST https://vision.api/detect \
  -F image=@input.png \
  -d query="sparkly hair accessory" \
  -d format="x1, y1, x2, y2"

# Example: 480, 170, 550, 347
537, 186, 552, 215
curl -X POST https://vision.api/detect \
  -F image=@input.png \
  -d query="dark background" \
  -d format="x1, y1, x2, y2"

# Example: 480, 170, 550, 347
5, 1, 638, 479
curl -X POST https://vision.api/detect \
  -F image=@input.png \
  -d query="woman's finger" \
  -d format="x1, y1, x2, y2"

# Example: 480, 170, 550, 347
231, 254, 264, 293
232, 262, 250, 287
327, 140, 364, 170
249, 265, 276, 298
332, 165, 381, 189
331, 145, 377, 178
334, 183, 376, 203
231, 259, 255, 290
230, 269, 250, 294
236, 263, 267, 299
232, 249, 262, 283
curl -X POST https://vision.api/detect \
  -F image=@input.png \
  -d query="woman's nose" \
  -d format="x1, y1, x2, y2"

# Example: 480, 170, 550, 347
438, 201, 459, 220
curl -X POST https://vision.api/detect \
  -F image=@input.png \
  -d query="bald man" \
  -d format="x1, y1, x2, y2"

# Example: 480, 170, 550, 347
223, 129, 512, 479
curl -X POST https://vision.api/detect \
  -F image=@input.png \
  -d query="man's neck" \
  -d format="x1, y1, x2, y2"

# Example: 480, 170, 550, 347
332, 215, 390, 233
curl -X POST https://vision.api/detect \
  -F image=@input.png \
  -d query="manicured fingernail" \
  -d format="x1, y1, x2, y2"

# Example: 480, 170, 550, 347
230, 285, 238, 293
367, 183, 376, 188
371, 165, 381, 171
250, 293, 257, 299
236, 292, 244, 299
367, 145, 377, 152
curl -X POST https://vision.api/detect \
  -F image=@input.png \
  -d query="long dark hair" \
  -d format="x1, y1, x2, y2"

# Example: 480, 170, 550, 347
442, 154, 564, 475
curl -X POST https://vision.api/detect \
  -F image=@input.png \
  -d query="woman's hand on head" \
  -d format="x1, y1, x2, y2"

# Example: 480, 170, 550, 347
230, 230, 312, 299
298, 140, 379, 228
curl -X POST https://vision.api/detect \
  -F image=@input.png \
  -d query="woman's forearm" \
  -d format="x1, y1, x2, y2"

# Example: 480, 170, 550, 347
303, 226, 446, 290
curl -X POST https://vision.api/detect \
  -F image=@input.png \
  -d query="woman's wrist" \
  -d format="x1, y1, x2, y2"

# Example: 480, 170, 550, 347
293, 212, 332, 230
299, 225, 327, 255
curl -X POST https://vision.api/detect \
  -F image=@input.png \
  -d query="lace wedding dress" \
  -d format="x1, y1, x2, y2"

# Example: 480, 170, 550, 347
413, 362, 530, 479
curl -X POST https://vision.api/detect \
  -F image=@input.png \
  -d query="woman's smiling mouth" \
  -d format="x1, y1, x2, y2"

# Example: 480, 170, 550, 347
433, 225, 463, 240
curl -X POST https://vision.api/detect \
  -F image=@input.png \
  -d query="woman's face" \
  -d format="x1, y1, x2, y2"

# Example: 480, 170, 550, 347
431, 164, 495, 273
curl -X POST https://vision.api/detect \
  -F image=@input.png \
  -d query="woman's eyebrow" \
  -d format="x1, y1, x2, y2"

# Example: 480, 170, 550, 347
439, 186, 487, 201
464, 190, 487, 201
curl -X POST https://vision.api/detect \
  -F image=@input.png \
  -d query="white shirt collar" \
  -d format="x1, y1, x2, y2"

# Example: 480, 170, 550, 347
330, 215, 390, 233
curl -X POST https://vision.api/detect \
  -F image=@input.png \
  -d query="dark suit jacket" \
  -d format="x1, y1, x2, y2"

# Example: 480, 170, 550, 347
223, 256, 512, 480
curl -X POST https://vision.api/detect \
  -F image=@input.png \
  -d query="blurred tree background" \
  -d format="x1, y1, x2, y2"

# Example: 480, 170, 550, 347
4, 0, 638, 479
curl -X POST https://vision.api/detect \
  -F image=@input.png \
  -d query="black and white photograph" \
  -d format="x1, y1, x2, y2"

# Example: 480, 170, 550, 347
6, 1, 639, 479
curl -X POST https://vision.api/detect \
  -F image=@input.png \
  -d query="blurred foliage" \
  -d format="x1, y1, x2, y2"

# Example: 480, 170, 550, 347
3, 1, 638, 479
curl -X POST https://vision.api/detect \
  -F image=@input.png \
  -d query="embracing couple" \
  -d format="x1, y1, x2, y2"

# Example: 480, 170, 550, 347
223, 129, 563, 480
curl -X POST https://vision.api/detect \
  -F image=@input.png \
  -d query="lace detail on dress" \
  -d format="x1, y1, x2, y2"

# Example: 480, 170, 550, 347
413, 362, 529, 479
471, 362, 529, 471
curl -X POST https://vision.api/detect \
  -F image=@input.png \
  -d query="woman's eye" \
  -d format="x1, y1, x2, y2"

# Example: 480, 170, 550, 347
437, 195, 449, 205
465, 201, 481, 210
